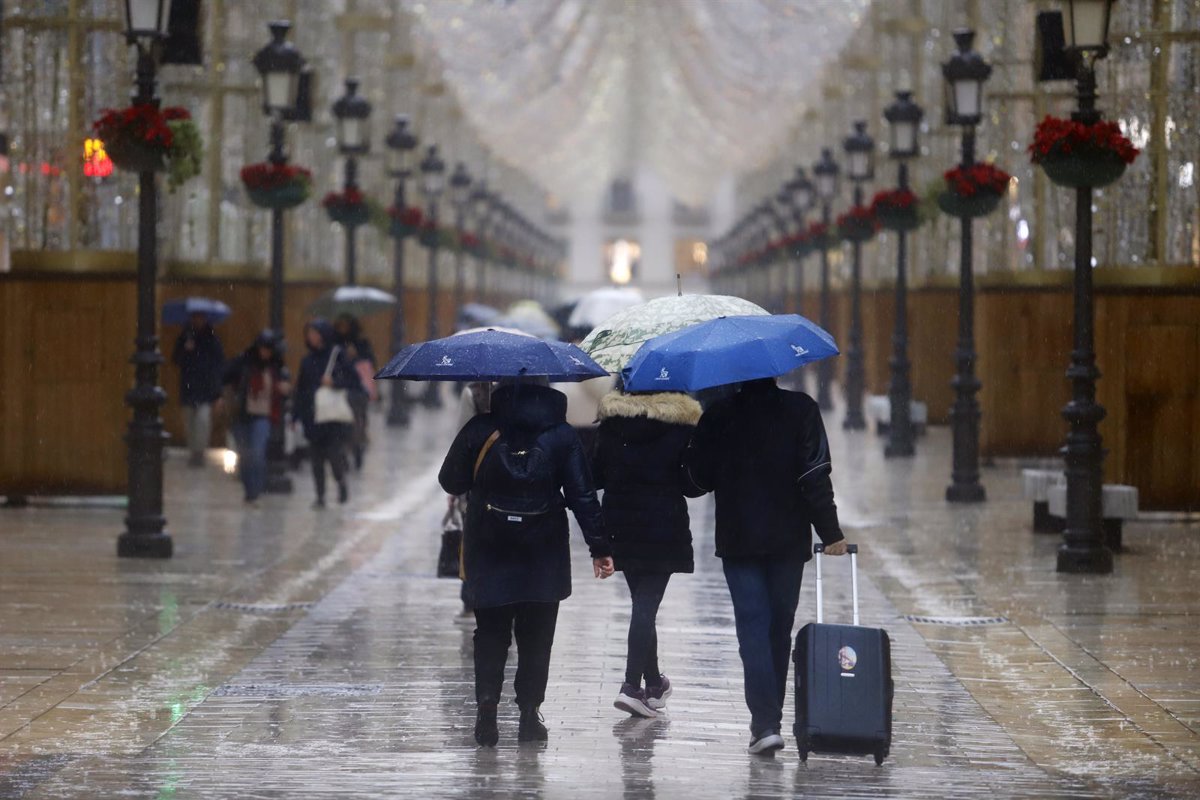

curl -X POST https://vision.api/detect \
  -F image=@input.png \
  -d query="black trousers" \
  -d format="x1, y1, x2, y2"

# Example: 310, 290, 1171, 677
473, 601, 559, 709
308, 423, 349, 500
624, 571, 670, 687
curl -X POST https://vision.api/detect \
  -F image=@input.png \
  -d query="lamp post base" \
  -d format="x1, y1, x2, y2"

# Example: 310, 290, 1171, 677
883, 441, 915, 459
387, 382, 411, 427
264, 422, 293, 494
1056, 541, 1113, 574
842, 412, 866, 431
117, 531, 173, 559
945, 482, 986, 503
421, 382, 442, 408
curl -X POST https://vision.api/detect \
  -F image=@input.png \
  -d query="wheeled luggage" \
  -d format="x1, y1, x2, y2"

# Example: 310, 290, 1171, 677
793, 543, 893, 765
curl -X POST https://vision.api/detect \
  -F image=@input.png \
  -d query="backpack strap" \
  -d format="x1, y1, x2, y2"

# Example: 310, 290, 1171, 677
474, 429, 501, 479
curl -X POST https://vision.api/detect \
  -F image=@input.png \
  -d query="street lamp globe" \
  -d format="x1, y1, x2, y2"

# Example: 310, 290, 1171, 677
843, 120, 875, 182
884, 90, 924, 159
1062, 0, 1116, 55
942, 29, 992, 126
449, 162, 473, 210
385, 115, 418, 178
253, 21, 304, 115
125, 0, 172, 42
419, 145, 446, 202
813, 149, 840, 202
791, 167, 816, 212
331, 78, 372, 155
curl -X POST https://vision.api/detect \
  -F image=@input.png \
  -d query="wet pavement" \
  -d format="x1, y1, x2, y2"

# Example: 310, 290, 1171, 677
1, 387, 1198, 798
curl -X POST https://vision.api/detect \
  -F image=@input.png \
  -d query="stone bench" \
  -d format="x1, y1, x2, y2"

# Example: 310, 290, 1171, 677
1022, 469, 1066, 533
1047, 483, 1139, 552
864, 394, 927, 437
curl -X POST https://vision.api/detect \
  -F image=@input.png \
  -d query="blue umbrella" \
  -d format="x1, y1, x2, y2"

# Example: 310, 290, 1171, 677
375, 329, 608, 383
621, 314, 839, 393
162, 297, 232, 325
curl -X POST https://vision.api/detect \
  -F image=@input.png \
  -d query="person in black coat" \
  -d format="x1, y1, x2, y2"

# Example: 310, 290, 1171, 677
294, 319, 359, 507
333, 313, 376, 470
172, 312, 225, 467
439, 380, 612, 747
684, 377, 847, 756
592, 389, 703, 718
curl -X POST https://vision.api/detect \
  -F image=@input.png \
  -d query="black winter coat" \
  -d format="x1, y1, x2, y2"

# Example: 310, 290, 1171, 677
592, 391, 705, 574
684, 379, 845, 561
172, 326, 225, 406
439, 384, 608, 609
294, 322, 361, 438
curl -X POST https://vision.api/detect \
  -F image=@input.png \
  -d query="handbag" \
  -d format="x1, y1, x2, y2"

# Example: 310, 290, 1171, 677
314, 346, 355, 425
437, 503, 464, 579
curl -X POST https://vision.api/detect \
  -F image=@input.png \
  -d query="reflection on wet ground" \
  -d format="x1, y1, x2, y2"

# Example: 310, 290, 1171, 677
1, 390, 1197, 798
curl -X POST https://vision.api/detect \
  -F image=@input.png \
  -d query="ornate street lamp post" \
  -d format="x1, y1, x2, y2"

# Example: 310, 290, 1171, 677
449, 162, 472, 318
882, 90, 923, 459
252, 20, 305, 495
1056, 0, 1117, 574
118, 0, 174, 558
942, 29, 992, 503
384, 115, 418, 428
331, 78, 372, 285
419, 144, 446, 407
812, 149, 840, 411
470, 183, 494, 304
842, 120, 875, 431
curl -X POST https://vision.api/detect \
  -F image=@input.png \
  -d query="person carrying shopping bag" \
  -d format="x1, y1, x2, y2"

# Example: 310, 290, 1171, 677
294, 320, 359, 508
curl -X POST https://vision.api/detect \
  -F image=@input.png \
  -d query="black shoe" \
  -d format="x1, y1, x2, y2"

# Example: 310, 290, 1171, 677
312, 498, 325, 509
337, 482, 349, 505
518, 706, 548, 742
475, 703, 499, 747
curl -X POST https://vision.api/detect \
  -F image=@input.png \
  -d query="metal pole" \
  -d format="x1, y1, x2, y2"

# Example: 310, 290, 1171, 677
118, 45, 172, 558
387, 176, 411, 427
817, 200, 833, 410
843, 182, 866, 429
453, 207, 465, 320
1058, 59, 1111, 574
265, 115, 293, 494
885, 160, 915, 458
422, 198, 442, 407
344, 155, 358, 285
947, 126, 985, 502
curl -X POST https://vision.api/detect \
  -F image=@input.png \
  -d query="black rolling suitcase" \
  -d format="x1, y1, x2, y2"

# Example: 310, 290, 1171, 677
793, 543, 893, 765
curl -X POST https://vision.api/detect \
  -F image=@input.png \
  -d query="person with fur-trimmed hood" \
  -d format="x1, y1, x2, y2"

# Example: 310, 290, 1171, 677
592, 387, 705, 719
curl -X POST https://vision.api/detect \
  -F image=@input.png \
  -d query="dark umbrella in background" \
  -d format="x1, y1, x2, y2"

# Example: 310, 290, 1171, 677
162, 297, 232, 325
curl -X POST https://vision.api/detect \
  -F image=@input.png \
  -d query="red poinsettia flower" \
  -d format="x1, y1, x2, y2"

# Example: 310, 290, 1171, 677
240, 162, 313, 191
943, 163, 1012, 198
387, 205, 424, 227
836, 205, 878, 231
869, 188, 918, 214
1028, 115, 1139, 165
321, 188, 366, 209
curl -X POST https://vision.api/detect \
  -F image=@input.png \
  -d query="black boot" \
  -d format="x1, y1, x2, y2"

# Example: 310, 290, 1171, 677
475, 702, 498, 747
518, 706, 548, 742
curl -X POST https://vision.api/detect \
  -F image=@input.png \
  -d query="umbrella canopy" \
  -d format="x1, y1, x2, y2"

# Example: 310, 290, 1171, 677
162, 297, 231, 325
308, 286, 397, 319
457, 302, 502, 330
580, 294, 768, 372
568, 287, 645, 329
622, 314, 839, 393
376, 328, 607, 383
501, 300, 561, 339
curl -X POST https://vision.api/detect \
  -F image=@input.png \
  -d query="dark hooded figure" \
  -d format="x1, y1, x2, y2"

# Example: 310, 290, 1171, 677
172, 312, 225, 466
438, 380, 611, 747
222, 330, 290, 504
294, 319, 359, 507
333, 313, 377, 470
683, 377, 847, 757
592, 389, 705, 719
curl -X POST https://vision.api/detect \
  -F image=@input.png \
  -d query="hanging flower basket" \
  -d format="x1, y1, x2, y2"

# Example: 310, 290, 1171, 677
322, 188, 370, 227
805, 222, 833, 251
1028, 116, 1138, 189
387, 205, 423, 239
936, 162, 1011, 219
870, 188, 922, 232
240, 163, 312, 210
460, 232, 481, 256
835, 206, 879, 243
93, 105, 202, 190
418, 221, 441, 247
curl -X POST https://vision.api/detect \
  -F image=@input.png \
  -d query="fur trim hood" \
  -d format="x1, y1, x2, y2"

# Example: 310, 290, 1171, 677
598, 391, 702, 426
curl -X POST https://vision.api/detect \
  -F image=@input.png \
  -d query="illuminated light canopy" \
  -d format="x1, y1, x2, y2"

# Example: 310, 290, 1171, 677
84, 138, 114, 178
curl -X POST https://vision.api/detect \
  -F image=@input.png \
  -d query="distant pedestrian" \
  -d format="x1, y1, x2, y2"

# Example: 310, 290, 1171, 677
172, 311, 225, 467
684, 377, 847, 756
294, 320, 358, 508
222, 330, 290, 505
592, 388, 704, 718
333, 313, 377, 470
439, 379, 612, 747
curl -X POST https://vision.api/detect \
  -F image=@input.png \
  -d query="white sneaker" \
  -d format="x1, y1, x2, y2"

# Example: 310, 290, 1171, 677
614, 684, 658, 718
748, 731, 785, 755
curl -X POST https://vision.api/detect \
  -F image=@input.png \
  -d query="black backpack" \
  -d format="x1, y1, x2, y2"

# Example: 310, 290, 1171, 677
473, 427, 562, 542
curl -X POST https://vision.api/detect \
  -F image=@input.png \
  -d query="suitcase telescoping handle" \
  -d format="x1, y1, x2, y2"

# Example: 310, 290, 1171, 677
813, 542, 860, 626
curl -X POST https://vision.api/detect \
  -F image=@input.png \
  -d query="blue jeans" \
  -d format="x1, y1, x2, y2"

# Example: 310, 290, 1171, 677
722, 555, 806, 737
233, 416, 271, 501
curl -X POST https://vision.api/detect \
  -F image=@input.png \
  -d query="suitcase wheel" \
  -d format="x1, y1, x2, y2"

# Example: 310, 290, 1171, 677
873, 749, 885, 767
799, 749, 808, 764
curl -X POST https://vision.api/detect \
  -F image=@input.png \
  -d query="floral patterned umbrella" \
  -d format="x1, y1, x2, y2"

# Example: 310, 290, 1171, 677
579, 294, 769, 372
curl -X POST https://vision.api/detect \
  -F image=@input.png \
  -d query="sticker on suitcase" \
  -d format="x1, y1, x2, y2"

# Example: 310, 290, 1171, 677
838, 645, 857, 675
